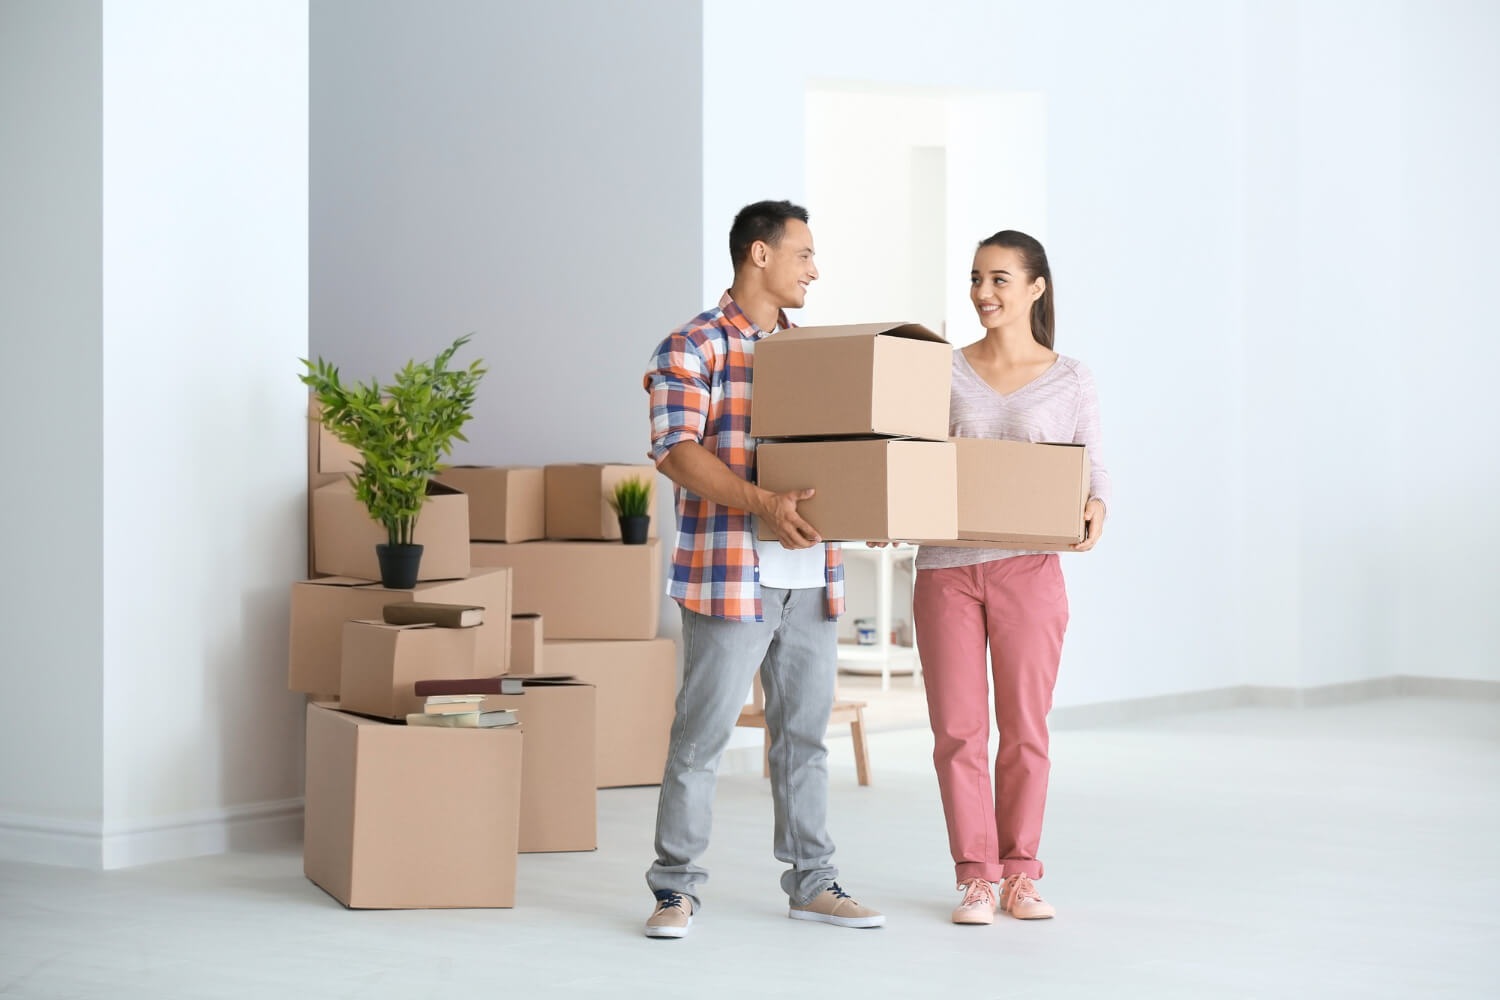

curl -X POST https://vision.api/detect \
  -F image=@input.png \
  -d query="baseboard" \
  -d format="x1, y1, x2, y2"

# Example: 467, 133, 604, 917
0, 797, 304, 870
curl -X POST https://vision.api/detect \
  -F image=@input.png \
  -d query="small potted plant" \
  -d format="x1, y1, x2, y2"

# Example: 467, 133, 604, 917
300, 335, 486, 588
609, 476, 653, 544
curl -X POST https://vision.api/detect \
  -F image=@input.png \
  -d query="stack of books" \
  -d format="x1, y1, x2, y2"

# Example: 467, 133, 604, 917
407, 694, 518, 729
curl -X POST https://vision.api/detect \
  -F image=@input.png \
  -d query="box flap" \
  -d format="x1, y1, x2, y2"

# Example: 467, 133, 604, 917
349, 618, 436, 632
299, 575, 381, 589
772, 321, 946, 344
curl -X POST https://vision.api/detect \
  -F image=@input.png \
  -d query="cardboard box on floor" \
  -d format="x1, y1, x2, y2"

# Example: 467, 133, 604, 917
434, 466, 545, 543
917, 439, 1091, 551
510, 614, 542, 673
749, 322, 952, 441
544, 463, 657, 541
288, 567, 512, 695
338, 621, 479, 720
484, 678, 597, 852
528, 638, 676, 788
313, 479, 471, 582
302, 703, 522, 909
470, 539, 661, 640
756, 439, 957, 542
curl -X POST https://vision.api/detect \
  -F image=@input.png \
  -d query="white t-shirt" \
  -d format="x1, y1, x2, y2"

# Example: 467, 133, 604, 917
753, 529, 828, 589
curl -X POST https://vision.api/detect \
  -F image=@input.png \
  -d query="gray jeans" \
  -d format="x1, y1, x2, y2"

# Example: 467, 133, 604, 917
646, 586, 839, 909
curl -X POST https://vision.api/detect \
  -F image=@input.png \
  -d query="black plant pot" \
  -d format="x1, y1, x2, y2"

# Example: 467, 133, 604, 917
618, 515, 650, 545
376, 543, 424, 589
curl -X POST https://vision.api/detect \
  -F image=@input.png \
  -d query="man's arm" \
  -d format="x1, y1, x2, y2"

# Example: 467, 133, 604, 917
658, 441, 820, 549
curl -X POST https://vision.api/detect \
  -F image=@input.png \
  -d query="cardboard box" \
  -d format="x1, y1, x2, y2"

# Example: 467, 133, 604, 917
302, 703, 522, 908
511, 614, 542, 674
313, 479, 471, 583
544, 463, 657, 541
307, 395, 362, 477
289, 567, 512, 695
434, 466, 545, 543
535, 639, 676, 788
469, 539, 661, 640
755, 439, 957, 542
484, 680, 597, 852
918, 439, 1091, 551
306, 396, 357, 577
749, 322, 952, 441
338, 621, 480, 720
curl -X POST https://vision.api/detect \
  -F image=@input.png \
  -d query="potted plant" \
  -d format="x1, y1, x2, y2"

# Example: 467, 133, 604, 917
608, 476, 653, 544
300, 335, 486, 588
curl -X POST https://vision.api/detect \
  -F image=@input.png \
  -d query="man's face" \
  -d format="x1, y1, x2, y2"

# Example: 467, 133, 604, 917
761, 219, 819, 310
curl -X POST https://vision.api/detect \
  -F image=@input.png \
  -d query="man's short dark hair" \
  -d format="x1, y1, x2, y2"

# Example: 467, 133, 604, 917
729, 200, 809, 270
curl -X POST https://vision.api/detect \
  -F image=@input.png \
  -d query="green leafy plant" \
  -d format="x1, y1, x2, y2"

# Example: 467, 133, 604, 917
608, 476, 653, 518
300, 335, 487, 546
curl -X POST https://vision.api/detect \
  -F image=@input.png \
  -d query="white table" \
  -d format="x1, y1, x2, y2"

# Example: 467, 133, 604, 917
837, 542, 921, 692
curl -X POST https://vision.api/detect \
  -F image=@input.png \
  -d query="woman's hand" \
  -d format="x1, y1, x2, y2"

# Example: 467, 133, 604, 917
1072, 499, 1106, 551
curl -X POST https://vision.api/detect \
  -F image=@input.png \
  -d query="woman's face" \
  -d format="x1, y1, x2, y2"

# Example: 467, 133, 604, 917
970, 245, 1044, 332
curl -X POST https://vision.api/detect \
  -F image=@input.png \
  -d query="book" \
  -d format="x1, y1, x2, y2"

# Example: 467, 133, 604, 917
424, 699, 483, 715
423, 694, 485, 705
405, 709, 519, 728
413, 675, 525, 697
383, 602, 485, 628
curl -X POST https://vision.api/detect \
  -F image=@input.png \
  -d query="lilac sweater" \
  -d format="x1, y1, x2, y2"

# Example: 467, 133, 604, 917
915, 351, 1111, 570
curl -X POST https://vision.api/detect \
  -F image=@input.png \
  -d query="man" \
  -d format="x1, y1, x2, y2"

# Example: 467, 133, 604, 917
640, 200, 885, 938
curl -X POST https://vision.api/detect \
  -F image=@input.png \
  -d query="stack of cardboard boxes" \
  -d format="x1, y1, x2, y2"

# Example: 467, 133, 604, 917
751, 322, 959, 541
297, 403, 674, 909
460, 463, 678, 790
750, 324, 1093, 548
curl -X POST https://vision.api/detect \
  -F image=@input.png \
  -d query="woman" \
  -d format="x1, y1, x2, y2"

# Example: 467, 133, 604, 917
914, 230, 1109, 925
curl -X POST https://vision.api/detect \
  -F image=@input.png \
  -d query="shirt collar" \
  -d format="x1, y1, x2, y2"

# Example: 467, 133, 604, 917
719, 290, 790, 340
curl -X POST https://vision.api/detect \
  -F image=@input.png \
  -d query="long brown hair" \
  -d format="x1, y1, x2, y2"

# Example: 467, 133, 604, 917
978, 230, 1054, 349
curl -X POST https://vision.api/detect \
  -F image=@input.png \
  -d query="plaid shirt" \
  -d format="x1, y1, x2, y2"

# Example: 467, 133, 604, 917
644, 292, 845, 623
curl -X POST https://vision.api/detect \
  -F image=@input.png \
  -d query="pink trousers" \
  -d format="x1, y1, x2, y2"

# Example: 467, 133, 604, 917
913, 555, 1069, 883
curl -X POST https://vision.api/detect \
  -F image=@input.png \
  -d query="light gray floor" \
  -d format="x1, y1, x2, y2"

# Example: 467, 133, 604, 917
2, 696, 1497, 999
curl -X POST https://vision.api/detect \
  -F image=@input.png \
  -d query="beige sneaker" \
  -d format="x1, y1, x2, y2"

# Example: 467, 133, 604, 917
644, 890, 693, 938
998, 873, 1055, 919
788, 882, 886, 928
952, 878, 997, 925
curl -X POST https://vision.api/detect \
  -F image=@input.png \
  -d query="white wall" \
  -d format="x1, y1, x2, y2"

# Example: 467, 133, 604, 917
97, 0, 309, 867
1395, 0, 1500, 681
0, 0, 106, 852
706, 0, 1250, 707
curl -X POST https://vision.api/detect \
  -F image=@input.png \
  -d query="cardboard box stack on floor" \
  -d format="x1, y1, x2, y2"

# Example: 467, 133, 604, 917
751, 322, 959, 542
297, 408, 531, 909
470, 462, 677, 788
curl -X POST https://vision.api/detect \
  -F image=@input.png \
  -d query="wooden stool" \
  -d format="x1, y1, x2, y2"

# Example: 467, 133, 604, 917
735, 676, 871, 786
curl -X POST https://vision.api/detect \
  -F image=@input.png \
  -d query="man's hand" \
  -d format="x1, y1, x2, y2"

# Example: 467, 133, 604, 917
756, 488, 821, 549
1071, 499, 1106, 552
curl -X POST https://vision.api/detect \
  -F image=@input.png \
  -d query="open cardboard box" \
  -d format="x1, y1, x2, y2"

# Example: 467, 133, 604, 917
749, 322, 952, 441
288, 567, 511, 695
313, 479, 471, 583
302, 703, 522, 909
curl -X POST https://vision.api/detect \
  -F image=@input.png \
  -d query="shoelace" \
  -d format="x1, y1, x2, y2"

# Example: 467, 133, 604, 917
828, 882, 853, 901
655, 892, 686, 912
958, 878, 996, 909
1006, 875, 1043, 904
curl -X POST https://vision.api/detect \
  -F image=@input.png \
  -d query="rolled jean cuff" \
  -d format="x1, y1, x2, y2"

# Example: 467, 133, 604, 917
955, 861, 1005, 885
1001, 858, 1044, 879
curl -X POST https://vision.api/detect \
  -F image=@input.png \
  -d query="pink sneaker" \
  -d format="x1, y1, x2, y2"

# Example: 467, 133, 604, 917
999, 873, 1055, 919
951, 878, 997, 925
